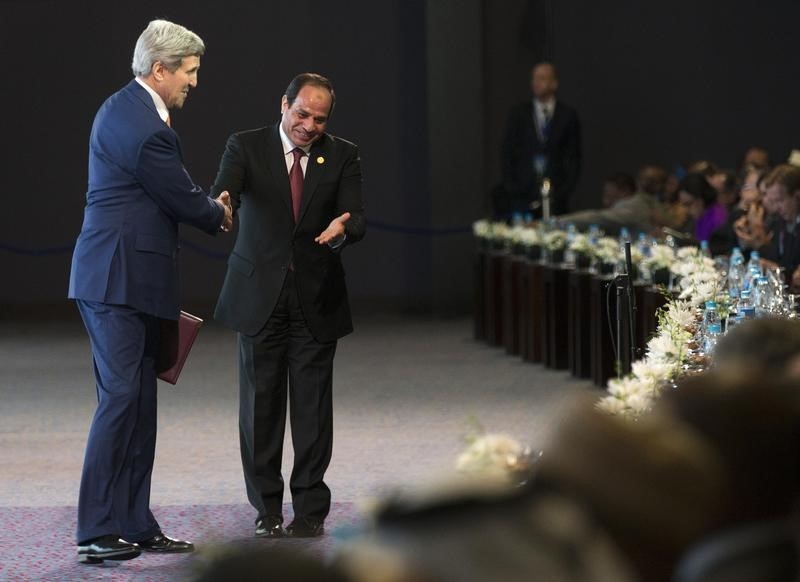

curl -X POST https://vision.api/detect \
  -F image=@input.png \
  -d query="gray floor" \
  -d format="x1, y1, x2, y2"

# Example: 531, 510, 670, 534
0, 315, 595, 510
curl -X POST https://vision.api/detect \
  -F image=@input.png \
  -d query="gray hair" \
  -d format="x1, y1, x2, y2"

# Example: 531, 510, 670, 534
131, 19, 205, 77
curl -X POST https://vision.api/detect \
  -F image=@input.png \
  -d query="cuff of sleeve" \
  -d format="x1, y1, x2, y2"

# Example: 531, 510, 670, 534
328, 233, 347, 249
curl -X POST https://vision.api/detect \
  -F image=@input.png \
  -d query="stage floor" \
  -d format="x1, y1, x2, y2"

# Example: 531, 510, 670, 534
0, 315, 594, 580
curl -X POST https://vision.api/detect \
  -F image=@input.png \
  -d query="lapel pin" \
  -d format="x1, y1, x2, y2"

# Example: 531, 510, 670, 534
316, 156, 325, 164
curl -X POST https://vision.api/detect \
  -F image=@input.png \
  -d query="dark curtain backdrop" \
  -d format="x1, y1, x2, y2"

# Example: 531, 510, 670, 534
2, 0, 799, 318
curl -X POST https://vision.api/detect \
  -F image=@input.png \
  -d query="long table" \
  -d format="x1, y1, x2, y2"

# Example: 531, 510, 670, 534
474, 247, 667, 388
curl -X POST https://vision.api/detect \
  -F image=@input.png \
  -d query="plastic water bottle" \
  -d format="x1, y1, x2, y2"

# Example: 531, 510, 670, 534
738, 289, 755, 319
619, 226, 631, 246
703, 300, 720, 337
727, 248, 745, 299
700, 240, 711, 257
753, 276, 772, 317
743, 250, 761, 290
637, 233, 651, 258
705, 322, 722, 354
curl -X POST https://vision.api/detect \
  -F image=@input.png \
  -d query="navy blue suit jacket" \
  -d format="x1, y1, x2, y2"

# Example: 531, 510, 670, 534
69, 80, 224, 320
502, 99, 581, 215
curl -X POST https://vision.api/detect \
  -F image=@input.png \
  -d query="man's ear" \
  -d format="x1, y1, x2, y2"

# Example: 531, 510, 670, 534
151, 61, 166, 82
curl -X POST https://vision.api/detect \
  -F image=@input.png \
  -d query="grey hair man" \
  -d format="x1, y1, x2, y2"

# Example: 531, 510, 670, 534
68, 18, 231, 564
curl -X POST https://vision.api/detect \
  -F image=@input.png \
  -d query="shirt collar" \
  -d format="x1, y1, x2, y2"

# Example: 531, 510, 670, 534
534, 97, 556, 114
134, 77, 170, 123
279, 123, 312, 156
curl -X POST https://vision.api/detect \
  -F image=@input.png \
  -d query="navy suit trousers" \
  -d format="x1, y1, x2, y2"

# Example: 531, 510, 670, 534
75, 300, 161, 544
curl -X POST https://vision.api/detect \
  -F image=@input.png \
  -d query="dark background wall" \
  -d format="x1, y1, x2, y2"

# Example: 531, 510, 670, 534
2, 0, 799, 319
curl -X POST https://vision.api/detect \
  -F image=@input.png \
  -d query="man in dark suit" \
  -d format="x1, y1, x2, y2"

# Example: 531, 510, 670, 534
500, 62, 581, 217
212, 73, 365, 538
68, 20, 232, 564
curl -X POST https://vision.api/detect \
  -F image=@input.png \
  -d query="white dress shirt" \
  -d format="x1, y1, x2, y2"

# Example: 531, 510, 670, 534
277, 123, 345, 247
279, 123, 311, 176
134, 77, 170, 124
533, 97, 556, 141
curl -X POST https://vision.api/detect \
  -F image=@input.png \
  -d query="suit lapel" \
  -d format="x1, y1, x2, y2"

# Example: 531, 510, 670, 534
296, 135, 328, 226
265, 125, 295, 219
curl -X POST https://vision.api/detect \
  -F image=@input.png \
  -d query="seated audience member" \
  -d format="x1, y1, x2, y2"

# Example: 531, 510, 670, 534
558, 169, 664, 235
602, 172, 636, 208
637, 164, 668, 200
658, 372, 800, 582
712, 317, 800, 377
709, 168, 766, 255
677, 173, 728, 243
661, 168, 692, 233
710, 169, 739, 210
338, 394, 727, 582
191, 545, 352, 582
738, 146, 771, 173
739, 165, 800, 282
731, 168, 781, 258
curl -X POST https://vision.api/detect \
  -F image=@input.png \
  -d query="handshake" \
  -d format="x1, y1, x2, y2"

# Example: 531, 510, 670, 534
216, 191, 234, 232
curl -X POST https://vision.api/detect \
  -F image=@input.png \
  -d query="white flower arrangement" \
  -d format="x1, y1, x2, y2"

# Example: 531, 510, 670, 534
644, 244, 675, 270
507, 225, 527, 245
674, 260, 721, 306
595, 236, 621, 264
661, 299, 697, 332
597, 375, 656, 416
628, 245, 644, 266
568, 233, 593, 254
676, 246, 701, 261
490, 221, 511, 243
456, 432, 532, 483
542, 229, 567, 251
597, 296, 694, 418
518, 227, 541, 247
472, 219, 491, 238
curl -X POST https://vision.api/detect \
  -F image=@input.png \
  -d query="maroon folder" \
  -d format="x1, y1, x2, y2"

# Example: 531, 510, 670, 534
157, 311, 203, 385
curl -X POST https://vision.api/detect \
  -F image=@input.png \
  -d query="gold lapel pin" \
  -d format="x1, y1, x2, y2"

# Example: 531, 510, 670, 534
316, 156, 325, 164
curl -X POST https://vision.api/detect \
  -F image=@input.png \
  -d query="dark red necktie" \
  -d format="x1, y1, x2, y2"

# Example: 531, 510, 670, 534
290, 147, 305, 222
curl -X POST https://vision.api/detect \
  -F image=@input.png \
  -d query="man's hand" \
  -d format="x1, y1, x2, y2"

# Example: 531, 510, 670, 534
216, 191, 233, 232
733, 202, 772, 249
791, 266, 800, 293
315, 212, 350, 245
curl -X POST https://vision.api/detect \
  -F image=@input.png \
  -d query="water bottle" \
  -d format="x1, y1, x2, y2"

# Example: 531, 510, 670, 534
753, 276, 772, 317
511, 212, 524, 228
588, 224, 601, 244
637, 233, 651, 258
738, 289, 755, 319
743, 250, 761, 290
703, 300, 720, 338
700, 240, 711, 257
727, 248, 745, 299
704, 322, 722, 354
619, 226, 631, 247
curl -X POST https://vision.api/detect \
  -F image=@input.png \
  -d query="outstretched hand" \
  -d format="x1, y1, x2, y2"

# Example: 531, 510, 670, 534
216, 191, 233, 232
315, 212, 351, 245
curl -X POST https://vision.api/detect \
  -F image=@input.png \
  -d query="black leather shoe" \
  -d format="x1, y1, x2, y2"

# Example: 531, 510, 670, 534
255, 515, 285, 538
137, 532, 194, 553
77, 535, 141, 564
286, 517, 324, 538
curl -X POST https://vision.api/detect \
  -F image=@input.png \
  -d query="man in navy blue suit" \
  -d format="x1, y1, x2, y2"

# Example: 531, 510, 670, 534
500, 62, 581, 217
68, 20, 232, 564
